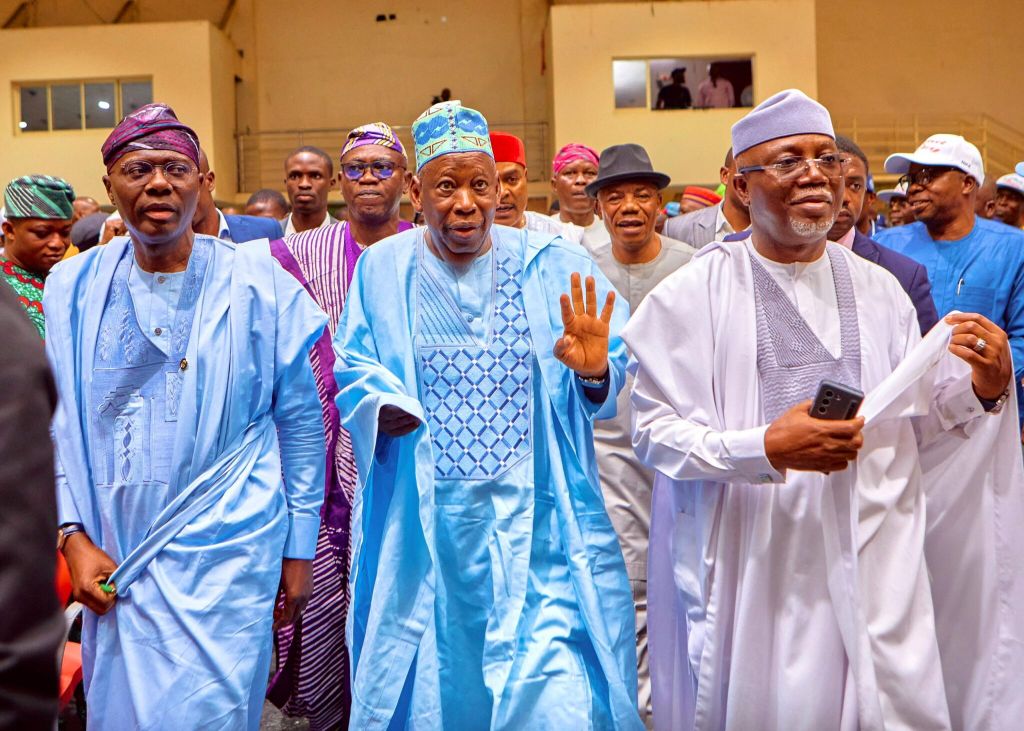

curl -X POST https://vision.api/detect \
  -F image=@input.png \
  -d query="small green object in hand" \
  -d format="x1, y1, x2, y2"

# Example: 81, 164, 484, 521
99, 582, 116, 594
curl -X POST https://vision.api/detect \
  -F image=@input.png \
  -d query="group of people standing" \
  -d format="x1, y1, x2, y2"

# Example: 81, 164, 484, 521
3, 86, 1024, 731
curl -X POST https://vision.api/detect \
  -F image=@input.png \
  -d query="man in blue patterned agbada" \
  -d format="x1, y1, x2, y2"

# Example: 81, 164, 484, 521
334, 100, 645, 730
45, 103, 328, 730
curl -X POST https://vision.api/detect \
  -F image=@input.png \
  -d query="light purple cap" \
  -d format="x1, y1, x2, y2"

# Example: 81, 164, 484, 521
731, 89, 834, 156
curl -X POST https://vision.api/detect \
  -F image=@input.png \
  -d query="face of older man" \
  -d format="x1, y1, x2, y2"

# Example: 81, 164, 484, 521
828, 154, 867, 240
103, 149, 202, 247
904, 163, 974, 227
597, 180, 661, 253
72, 197, 100, 224
889, 197, 913, 226
735, 134, 843, 247
494, 162, 528, 227
411, 152, 499, 266
1, 217, 72, 275
551, 160, 598, 219
993, 187, 1024, 228
339, 145, 407, 224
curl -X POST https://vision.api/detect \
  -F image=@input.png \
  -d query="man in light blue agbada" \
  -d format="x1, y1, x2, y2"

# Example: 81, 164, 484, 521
334, 100, 644, 730
46, 103, 328, 730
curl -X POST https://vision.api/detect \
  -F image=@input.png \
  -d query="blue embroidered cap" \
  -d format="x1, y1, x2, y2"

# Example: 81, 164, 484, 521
412, 100, 493, 172
731, 89, 834, 156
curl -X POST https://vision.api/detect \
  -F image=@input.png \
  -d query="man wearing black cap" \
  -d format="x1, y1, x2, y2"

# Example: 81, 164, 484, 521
583, 143, 694, 726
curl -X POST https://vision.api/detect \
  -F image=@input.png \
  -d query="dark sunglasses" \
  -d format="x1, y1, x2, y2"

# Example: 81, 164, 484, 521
341, 161, 405, 181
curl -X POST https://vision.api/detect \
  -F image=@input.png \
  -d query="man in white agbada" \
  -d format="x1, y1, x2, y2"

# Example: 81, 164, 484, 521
624, 89, 1024, 731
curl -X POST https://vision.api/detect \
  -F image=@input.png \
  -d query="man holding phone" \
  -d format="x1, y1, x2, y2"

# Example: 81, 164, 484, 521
624, 90, 1017, 730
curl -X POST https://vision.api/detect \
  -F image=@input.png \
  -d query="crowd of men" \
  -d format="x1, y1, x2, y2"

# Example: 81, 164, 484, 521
2, 87, 1023, 731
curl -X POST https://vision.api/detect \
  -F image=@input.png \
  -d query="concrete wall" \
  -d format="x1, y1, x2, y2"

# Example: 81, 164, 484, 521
0, 20, 238, 200
549, 0, 819, 187
815, 0, 1024, 128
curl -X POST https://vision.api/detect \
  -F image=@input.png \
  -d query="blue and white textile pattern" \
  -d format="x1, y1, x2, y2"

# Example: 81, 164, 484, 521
334, 224, 645, 730
44, 235, 327, 731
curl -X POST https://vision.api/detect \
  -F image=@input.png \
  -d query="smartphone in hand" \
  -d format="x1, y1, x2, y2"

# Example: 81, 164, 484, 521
811, 379, 864, 420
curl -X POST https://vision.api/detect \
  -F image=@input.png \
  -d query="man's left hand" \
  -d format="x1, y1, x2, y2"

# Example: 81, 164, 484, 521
553, 273, 615, 378
273, 558, 313, 630
946, 313, 1013, 401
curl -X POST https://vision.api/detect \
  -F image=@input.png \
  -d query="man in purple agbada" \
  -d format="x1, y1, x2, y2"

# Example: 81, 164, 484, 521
268, 121, 413, 731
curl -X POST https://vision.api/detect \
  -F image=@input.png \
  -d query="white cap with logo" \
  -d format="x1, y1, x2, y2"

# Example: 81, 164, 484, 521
996, 173, 1024, 195
876, 180, 909, 203
884, 133, 985, 186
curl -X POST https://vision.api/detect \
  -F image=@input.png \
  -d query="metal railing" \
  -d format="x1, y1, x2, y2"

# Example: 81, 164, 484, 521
237, 121, 550, 194
834, 113, 1024, 181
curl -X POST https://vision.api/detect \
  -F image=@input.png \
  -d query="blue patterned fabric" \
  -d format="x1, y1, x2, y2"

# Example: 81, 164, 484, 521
87, 240, 208, 553
333, 225, 644, 730
750, 245, 861, 421
417, 241, 533, 479
45, 235, 327, 731
411, 100, 493, 171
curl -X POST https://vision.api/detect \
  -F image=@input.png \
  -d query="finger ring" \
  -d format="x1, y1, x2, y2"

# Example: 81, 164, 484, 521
973, 337, 987, 354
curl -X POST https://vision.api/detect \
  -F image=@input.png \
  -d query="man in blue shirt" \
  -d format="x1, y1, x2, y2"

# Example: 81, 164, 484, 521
877, 134, 1024, 419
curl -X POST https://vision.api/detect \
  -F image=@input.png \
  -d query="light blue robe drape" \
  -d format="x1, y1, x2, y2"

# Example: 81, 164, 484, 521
333, 225, 644, 730
44, 235, 327, 731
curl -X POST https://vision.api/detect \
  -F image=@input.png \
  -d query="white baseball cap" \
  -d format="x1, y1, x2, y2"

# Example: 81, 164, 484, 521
884, 134, 985, 185
996, 173, 1024, 196
876, 181, 909, 203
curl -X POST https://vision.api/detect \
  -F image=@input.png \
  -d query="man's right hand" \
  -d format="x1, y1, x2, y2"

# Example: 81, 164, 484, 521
62, 532, 119, 614
378, 404, 421, 437
764, 399, 865, 473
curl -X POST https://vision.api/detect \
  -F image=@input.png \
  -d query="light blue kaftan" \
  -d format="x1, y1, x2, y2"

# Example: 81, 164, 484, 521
44, 235, 327, 731
333, 224, 644, 730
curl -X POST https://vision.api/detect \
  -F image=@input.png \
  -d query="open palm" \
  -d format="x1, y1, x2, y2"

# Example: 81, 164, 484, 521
553, 272, 615, 378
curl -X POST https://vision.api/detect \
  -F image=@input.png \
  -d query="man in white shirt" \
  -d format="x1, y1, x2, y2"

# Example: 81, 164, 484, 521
281, 146, 338, 235
626, 89, 1018, 730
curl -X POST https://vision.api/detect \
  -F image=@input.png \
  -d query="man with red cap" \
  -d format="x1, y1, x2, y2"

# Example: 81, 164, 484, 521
490, 130, 564, 236
46, 103, 327, 730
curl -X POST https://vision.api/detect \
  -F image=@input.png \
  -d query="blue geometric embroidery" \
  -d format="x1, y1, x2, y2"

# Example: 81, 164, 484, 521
418, 242, 533, 480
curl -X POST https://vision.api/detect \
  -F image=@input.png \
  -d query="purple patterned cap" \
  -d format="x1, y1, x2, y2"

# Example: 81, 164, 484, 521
101, 103, 200, 170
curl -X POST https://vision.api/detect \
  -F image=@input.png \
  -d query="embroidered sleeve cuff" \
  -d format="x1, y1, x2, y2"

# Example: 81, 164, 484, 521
283, 513, 320, 559
721, 425, 786, 484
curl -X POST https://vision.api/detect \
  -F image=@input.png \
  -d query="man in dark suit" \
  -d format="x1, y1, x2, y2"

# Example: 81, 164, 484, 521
664, 148, 750, 248
0, 284, 63, 730
193, 150, 283, 242
830, 137, 938, 334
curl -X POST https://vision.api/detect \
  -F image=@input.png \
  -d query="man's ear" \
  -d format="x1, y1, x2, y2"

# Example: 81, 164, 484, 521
205, 169, 216, 193
964, 175, 978, 195
734, 173, 752, 208
409, 175, 423, 212
719, 166, 730, 186
103, 174, 115, 204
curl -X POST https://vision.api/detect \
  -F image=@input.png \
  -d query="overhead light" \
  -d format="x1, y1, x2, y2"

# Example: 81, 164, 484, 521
97, 100, 111, 110
19, 121, 27, 129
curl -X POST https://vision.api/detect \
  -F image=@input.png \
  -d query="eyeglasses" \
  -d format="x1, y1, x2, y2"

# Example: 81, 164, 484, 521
738, 153, 848, 181
341, 161, 405, 181
897, 166, 961, 189
118, 160, 197, 183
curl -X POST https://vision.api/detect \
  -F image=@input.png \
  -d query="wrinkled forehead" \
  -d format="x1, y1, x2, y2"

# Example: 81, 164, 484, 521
111, 148, 195, 168
418, 151, 497, 181
341, 144, 407, 166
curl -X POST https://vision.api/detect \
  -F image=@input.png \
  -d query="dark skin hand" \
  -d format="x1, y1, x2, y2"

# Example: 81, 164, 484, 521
945, 313, 1013, 400
273, 558, 313, 630
61, 531, 118, 615
765, 400, 865, 473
